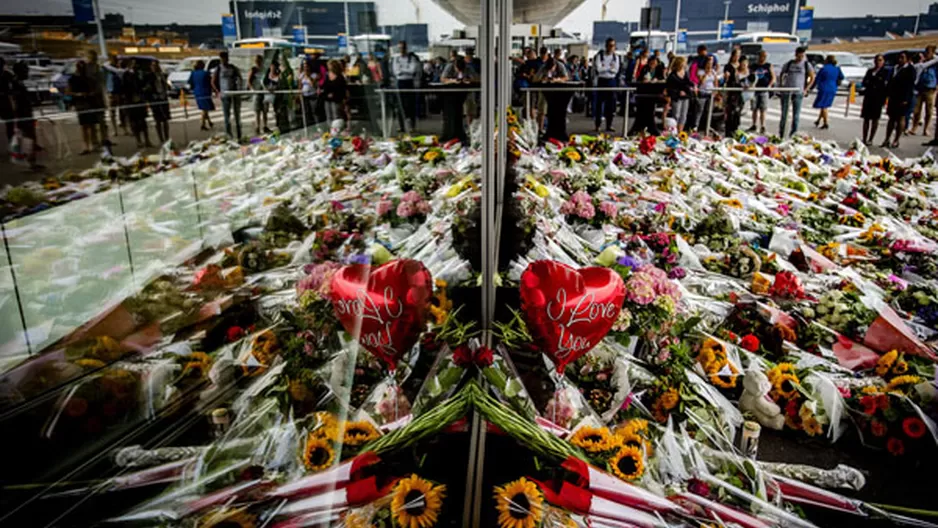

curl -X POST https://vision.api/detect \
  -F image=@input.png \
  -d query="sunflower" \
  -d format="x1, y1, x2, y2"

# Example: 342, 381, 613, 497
565, 150, 582, 162
608, 445, 645, 481
885, 375, 922, 394
710, 363, 738, 389
772, 373, 800, 400
659, 388, 680, 411
569, 426, 618, 453
197, 507, 257, 528
767, 363, 796, 385
311, 411, 339, 440
679, 131, 688, 142
903, 417, 927, 439
798, 166, 809, 178
875, 350, 899, 377
303, 435, 335, 471
892, 361, 909, 375
616, 431, 655, 457
802, 417, 823, 437
344, 420, 381, 447
494, 478, 544, 528
615, 419, 649, 438
423, 149, 441, 162
391, 475, 446, 528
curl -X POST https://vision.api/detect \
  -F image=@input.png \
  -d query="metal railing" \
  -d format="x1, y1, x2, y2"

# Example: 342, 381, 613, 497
519, 86, 637, 136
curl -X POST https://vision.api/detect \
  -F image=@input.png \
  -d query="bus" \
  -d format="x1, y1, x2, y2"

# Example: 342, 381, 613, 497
697, 32, 800, 66
232, 37, 297, 50
629, 30, 673, 54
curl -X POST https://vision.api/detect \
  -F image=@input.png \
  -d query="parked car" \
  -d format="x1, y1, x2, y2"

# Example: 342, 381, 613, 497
167, 56, 218, 96
806, 51, 867, 93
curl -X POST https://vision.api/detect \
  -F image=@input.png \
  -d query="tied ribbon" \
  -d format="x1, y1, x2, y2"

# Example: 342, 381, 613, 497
453, 344, 494, 368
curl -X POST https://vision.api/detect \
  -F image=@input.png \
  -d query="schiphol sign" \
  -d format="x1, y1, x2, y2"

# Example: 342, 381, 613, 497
745, 2, 792, 15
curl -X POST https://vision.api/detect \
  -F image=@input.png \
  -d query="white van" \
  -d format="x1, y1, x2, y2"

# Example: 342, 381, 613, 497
167, 56, 219, 96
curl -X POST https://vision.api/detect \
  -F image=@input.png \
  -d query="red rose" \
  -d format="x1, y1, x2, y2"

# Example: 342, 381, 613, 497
859, 395, 877, 416
453, 344, 473, 367
887, 437, 905, 456
639, 135, 657, 155
226, 326, 245, 343
739, 334, 760, 352
770, 271, 804, 299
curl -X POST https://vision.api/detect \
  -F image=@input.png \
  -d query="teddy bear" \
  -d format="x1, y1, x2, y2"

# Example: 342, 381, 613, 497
739, 368, 784, 430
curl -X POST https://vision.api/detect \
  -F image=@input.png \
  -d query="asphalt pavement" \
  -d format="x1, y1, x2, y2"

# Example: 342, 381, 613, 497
1, 94, 935, 187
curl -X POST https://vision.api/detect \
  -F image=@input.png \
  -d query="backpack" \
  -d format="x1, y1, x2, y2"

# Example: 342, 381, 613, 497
919, 64, 937, 91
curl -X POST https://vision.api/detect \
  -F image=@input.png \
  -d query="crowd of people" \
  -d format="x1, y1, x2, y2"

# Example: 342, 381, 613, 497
4, 39, 938, 170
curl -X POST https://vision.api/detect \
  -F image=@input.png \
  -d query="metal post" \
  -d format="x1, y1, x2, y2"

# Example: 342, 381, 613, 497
91, 0, 107, 60
497, 0, 511, 208
844, 83, 851, 118
525, 90, 531, 120
233, 1, 242, 41
380, 90, 388, 139
301, 93, 309, 138
623, 89, 630, 136
343, 1, 351, 51
673, 0, 682, 53
790, 0, 799, 36
706, 93, 714, 135
1, 222, 32, 356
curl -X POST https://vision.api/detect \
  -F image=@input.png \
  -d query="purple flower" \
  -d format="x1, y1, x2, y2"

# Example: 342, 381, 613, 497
668, 267, 687, 280
617, 255, 641, 269
752, 136, 768, 145
347, 254, 371, 265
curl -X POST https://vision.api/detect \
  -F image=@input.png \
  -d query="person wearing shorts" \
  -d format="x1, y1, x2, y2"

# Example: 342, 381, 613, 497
747, 51, 774, 134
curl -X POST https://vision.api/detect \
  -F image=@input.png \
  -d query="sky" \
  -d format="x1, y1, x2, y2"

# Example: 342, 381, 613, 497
2, 0, 931, 41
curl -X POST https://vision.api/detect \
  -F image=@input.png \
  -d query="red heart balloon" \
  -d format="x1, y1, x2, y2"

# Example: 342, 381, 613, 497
331, 259, 432, 371
520, 260, 625, 374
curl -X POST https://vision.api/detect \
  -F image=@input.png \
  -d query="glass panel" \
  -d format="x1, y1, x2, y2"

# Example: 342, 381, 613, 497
0, 232, 26, 368
0, 0, 486, 525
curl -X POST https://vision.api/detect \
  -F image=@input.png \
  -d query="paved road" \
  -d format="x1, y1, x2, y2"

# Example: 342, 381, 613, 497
1, 94, 934, 186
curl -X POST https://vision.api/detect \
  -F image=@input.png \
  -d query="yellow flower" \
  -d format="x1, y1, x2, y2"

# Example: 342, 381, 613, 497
423, 149, 441, 162
392, 475, 446, 528
798, 167, 809, 178
861, 385, 880, 394
860, 223, 885, 242
767, 363, 795, 384
659, 388, 680, 411
772, 373, 801, 400
751, 272, 772, 294
75, 358, 106, 369
311, 411, 339, 440
182, 351, 213, 378
679, 131, 688, 142
303, 435, 335, 471
494, 478, 544, 528
885, 375, 922, 394
90, 336, 124, 362
893, 361, 909, 375
710, 362, 739, 389
564, 149, 582, 162
802, 417, 823, 437
616, 431, 655, 458
615, 419, 649, 438
198, 507, 257, 528
569, 426, 618, 453
721, 198, 743, 209
344, 420, 381, 447
876, 350, 899, 377
818, 242, 841, 261
343, 510, 374, 528
608, 445, 645, 481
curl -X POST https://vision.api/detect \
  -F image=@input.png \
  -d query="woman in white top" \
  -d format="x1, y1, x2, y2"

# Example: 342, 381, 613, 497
696, 56, 719, 132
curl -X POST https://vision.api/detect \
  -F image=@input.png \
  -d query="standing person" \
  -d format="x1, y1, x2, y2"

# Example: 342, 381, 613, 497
687, 44, 711, 131
737, 57, 753, 122
189, 60, 214, 131
104, 54, 128, 136
521, 47, 540, 119
811, 55, 843, 130
441, 56, 477, 143
533, 56, 570, 141
666, 56, 695, 133
213, 51, 243, 141
322, 59, 349, 126
0, 58, 14, 144
882, 51, 916, 149
592, 38, 620, 133
910, 45, 938, 135
122, 60, 152, 148
777, 46, 815, 138
68, 60, 100, 154
723, 48, 741, 85
297, 60, 317, 130
632, 48, 649, 83
367, 53, 384, 85
723, 53, 744, 137
85, 49, 109, 144
862, 54, 889, 146
10, 62, 38, 168
905, 52, 922, 134
148, 61, 170, 144
694, 56, 718, 133
638, 55, 665, 83
391, 40, 421, 134
345, 52, 363, 83
265, 61, 290, 132
747, 50, 774, 133
248, 55, 270, 135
